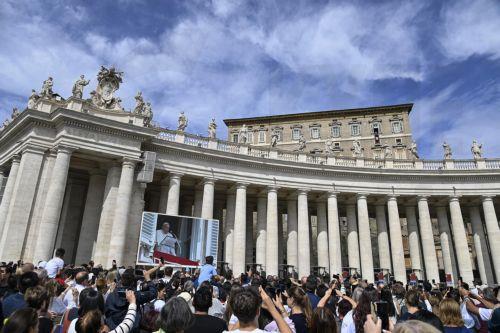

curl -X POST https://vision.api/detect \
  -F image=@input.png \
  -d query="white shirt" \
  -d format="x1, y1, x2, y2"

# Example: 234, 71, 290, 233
341, 309, 356, 333
479, 307, 493, 321
63, 284, 86, 309
45, 257, 64, 278
156, 230, 177, 255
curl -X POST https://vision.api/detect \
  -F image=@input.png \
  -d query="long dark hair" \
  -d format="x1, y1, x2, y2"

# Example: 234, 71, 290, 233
380, 286, 396, 317
311, 307, 338, 333
1, 308, 38, 333
288, 286, 313, 327
78, 288, 105, 317
353, 287, 379, 333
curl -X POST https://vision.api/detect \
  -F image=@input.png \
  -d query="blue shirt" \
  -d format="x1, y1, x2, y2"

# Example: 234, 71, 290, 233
2, 293, 27, 317
198, 264, 217, 284
307, 292, 320, 310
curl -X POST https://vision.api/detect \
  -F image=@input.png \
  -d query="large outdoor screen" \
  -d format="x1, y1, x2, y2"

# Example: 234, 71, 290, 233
136, 212, 220, 268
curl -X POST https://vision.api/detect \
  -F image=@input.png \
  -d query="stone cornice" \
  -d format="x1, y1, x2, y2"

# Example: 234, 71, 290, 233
145, 141, 500, 184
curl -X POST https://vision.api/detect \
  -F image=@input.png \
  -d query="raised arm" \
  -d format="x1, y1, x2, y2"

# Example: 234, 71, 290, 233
259, 286, 292, 333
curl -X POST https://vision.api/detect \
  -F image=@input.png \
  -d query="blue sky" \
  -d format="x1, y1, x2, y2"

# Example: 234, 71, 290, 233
1, 0, 500, 159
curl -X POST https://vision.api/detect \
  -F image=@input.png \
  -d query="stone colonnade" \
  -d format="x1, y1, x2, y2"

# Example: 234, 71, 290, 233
0, 148, 499, 286
155, 173, 499, 285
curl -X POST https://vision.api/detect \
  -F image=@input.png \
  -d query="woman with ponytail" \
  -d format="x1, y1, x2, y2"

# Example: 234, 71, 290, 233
285, 286, 313, 333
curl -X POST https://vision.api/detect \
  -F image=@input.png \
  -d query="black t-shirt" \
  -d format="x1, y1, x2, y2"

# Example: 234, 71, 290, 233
290, 313, 308, 333
38, 317, 53, 333
185, 314, 227, 333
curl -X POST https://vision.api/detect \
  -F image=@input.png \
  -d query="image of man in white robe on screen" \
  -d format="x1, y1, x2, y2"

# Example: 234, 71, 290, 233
155, 222, 179, 256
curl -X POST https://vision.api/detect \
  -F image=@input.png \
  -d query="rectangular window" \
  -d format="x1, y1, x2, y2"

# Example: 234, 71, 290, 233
392, 121, 403, 134
232, 134, 239, 143
258, 131, 265, 143
248, 132, 254, 144
310, 127, 320, 139
351, 124, 360, 136
372, 122, 381, 134
277, 130, 282, 142
292, 128, 301, 140
395, 138, 402, 144
331, 126, 341, 138
334, 142, 340, 147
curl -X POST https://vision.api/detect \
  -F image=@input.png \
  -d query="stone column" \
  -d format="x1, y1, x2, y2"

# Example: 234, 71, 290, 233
33, 146, 73, 261
346, 204, 360, 273
357, 195, 374, 282
375, 204, 391, 273
266, 187, 279, 276
24, 151, 57, 262
387, 196, 406, 283
224, 192, 236, 267
297, 190, 310, 277
417, 196, 440, 282
0, 147, 45, 261
193, 188, 203, 217
74, 170, 107, 264
287, 197, 298, 271
481, 196, 500, 283
327, 192, 342, 276
316, 200, 329, 271
124, 182, 147, 267
165, 173, 183, 215
256, 195, 267, 267
232, 183, 247, 275
0, 155, 21, 237
201, 178, 215, 219
405, 205, 422, 278
107, 159, 136, 267
449, 196, 474, 284
436, 206, 458, 282
94, 164, 121, 266
469, 206, 494, 284
245, 204, 254, 265
157, 176, 169, 213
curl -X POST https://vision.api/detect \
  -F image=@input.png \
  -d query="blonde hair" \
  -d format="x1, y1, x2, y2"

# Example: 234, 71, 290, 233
393, 320, 440, 333
439, 298, 464, 327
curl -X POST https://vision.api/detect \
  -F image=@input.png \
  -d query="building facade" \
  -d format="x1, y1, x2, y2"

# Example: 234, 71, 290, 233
0, 68, 499, 286
224, 104, 413, 159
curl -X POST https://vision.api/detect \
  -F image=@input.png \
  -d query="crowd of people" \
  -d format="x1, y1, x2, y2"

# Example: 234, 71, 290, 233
1, 248, 499, 333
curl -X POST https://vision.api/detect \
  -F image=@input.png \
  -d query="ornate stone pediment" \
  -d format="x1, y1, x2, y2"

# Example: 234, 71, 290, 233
89, 66, 124, 111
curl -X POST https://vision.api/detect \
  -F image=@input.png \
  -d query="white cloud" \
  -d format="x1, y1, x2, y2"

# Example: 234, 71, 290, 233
438, 0, 500, 61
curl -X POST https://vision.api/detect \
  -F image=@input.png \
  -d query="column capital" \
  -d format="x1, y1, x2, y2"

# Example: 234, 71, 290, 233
202, 177, 216, 186
11, 154, 22, 164
235, 182, 249, 190
327, 191, 339, 198
121, 158, 137, 169
21, 144, 46, 156
417, 195, 430, 201
387, 195, 399, 201
55, 145, 76, 155
449, 195, 461, 202
296, 188, 309, 196
356, 193, 368, 200
481, 195, 495, 202
169, 172, 184, 179
267, 185, 279, 193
